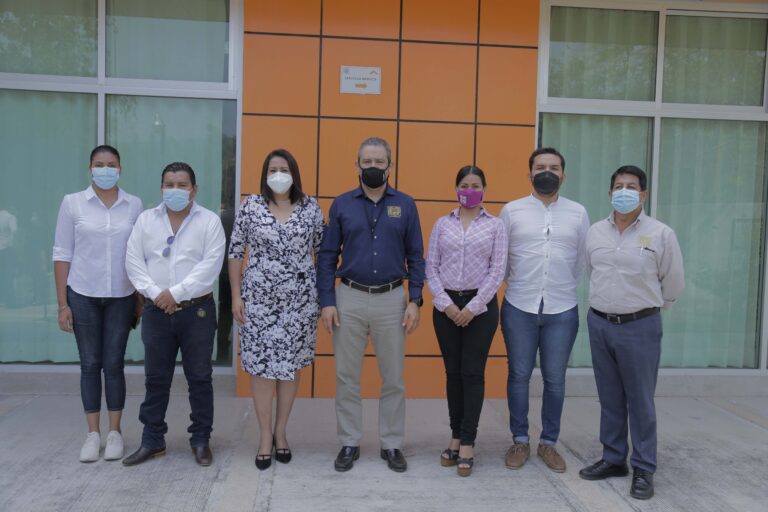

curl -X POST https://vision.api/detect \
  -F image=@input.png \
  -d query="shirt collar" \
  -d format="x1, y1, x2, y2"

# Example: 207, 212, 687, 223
354, 184, 396, 199
154, 200, 200, 216
608, 209, 646, 227
528, 193, 560, 207
449, 206, 491, 219
85, 185, 127, 206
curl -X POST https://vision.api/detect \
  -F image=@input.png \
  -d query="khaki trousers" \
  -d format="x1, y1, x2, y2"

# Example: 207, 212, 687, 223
333, 283, 406, 449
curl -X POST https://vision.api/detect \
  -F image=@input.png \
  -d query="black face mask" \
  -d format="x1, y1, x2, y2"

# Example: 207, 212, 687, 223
532, 171, 561, 196
360, 166, 388, 189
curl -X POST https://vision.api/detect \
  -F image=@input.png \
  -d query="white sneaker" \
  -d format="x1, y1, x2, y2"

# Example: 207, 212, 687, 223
79, 432, 101, 462
104, 431, 124, 461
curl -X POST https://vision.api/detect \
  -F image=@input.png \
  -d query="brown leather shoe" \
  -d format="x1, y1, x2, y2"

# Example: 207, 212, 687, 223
192, 445, 213, 466
537, 444, 566, 473
504, 443, 530, 469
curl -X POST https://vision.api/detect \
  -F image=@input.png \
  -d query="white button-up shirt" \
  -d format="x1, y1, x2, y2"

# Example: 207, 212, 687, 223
52, 186, 143, 297
125, 202, 225, 302
587, 210, 684, 314
500, 194, 590, 314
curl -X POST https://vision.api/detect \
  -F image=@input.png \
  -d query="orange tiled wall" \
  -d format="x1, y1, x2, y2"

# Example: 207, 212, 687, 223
238, 0, 540, 398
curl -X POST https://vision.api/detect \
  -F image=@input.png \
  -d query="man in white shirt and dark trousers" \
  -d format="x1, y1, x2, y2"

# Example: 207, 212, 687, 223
500, 148, 589, 473
579, 165, 684, 500
123, 162, 226, 467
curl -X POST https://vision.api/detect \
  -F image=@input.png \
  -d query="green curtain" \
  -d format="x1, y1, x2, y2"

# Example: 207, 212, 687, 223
549, 6, 658, 101
106, 95, 237, 363
657, 119, 767, 368
0, 90, 97, 362
540, 113, 653, 366
0, 0, 97, 76
664, 16, 767, 106
106, 0, 229, 82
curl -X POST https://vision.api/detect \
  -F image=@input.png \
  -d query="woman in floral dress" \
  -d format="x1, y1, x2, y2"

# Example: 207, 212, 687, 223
228, 149, 324, 470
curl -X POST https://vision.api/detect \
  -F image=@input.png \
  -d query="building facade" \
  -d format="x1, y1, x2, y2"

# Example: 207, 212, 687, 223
1, 0, 766, 398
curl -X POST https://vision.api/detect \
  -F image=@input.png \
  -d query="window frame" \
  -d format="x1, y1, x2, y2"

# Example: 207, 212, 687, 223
538, 0, 768, 373
0, 0, 244, 370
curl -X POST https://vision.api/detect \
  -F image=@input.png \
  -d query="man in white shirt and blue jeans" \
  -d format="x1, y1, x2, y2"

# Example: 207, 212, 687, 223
500, 148, 589, 473
123, 162, 225, 467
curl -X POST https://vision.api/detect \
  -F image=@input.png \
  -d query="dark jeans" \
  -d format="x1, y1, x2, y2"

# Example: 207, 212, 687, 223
67, 286, 135, 413
587, 309, 662, 473
433, 291, 498, 446
501, 299, 578, 445
139, 298, 217, 449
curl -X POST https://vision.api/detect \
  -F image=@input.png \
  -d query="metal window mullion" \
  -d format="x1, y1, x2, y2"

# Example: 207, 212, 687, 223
649, 116, 661, 217
232, 0, 244, 369
97, 92, 105, 145
97, 0, 106, 85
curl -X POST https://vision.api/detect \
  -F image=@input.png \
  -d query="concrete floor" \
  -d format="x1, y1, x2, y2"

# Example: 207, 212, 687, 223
0, 390, 766, 512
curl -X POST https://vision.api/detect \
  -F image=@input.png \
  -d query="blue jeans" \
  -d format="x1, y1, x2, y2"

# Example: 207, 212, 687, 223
139, 298, 217, 449
501, 299, 578, 445
67, 287, 135, 413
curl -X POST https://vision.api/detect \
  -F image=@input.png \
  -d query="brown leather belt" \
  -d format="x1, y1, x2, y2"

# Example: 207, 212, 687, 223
591, 307, 659, 325
147, 292, 213, 311
340, 277, 403, 294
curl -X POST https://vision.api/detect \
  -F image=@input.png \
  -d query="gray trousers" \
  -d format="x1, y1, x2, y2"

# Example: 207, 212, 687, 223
333, 283, 406, 449
587, 309, 662, 473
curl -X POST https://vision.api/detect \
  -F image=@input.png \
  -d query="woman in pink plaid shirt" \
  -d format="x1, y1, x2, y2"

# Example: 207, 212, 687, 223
426, 165, 507, 477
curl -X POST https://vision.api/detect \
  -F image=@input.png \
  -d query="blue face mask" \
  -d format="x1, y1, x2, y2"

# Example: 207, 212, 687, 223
611, 188, 641, 214
91, 167, 120, 190
163, 188, 191, 212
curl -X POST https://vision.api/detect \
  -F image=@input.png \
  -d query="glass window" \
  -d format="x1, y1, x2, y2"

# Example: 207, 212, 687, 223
540, 112, 653, 366
106, 95, 237, 364
663, 16, 767, 106
549, 7, 658, 101
0, 0, 97, 76
0, 89, 97, 363
657, 119, 767, 368
106, 0, 229, 82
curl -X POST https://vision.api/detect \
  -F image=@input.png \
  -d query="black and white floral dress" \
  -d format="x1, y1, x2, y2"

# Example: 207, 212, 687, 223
228, 195, 324, 380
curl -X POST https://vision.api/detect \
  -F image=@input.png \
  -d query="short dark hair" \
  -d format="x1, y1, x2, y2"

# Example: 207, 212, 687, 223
529, 147, 565, 172
260, 149, 305, 205
161, 162, 196, 187
90, 145, 120, 164
610, 165, 647, 191
455, 165, 486, 187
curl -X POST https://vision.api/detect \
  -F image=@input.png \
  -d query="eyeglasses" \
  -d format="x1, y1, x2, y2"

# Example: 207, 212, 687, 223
162, 235, 175, 257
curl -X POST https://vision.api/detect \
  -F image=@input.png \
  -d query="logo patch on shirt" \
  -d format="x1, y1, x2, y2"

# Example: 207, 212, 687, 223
387, 206, 401, 218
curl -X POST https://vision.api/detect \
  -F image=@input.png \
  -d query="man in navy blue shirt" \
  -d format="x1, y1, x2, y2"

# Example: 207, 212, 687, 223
318, 137, 425, 473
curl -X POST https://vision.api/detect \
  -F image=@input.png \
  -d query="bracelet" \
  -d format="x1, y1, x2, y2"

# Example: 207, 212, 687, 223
58, 305, 70, 312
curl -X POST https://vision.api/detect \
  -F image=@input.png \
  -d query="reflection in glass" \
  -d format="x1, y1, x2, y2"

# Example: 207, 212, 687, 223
658, 119, 767, 368
106, 0, 229, 82
664, 16, 767, 106
549, 7, 658, 101
540, 113, 653, 366
0, 0, 97, 76
0, 89, 97, 362
106, 95, 237, 364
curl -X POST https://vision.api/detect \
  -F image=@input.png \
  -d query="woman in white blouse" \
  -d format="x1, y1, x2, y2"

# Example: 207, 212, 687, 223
53, 145, 143, 463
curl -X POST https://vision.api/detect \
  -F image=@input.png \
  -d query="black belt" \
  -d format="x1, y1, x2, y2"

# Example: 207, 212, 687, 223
341, 277, 403, 294
591, 307, 659, 325
147, 292, 213, 311
445, 289, 478, 297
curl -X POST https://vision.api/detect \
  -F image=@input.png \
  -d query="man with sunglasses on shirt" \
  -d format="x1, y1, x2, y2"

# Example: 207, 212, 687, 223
579, 165, 684, 500
123, 162, 226, 467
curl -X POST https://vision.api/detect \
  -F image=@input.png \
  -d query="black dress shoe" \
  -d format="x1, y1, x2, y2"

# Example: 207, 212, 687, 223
380, 448, 407, 473
334, 446, 360, 472
122, 446, 166, 466
630, 468, 654, 500
255, 453, 273, 470
192, 445, 213, 466
273, 438, 292, 464
578, 459, 629, 480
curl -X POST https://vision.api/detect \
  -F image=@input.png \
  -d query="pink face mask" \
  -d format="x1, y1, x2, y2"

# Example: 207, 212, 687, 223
457, 188, 484, 208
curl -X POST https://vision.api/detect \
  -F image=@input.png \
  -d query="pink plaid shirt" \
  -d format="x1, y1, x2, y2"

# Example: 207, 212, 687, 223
426, 208, 508, 315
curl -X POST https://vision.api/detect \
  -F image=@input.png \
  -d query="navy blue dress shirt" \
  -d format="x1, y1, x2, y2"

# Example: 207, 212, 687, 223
317, 185, 425, 308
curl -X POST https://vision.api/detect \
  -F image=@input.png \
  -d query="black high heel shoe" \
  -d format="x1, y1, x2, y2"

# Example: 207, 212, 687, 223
255, 453, 272, 470
273, 436, 292, 464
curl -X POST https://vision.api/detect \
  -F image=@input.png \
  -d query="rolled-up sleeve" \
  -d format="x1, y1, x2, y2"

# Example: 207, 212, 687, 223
52, 196, 74, 262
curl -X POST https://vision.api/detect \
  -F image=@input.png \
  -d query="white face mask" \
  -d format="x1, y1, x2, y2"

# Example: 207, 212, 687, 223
267, 172, 293, 194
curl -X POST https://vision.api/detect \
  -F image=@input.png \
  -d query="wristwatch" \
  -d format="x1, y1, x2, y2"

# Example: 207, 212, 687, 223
410, 297, 424, 307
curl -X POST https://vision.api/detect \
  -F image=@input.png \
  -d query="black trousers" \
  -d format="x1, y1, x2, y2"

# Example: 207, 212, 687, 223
433, 291, 499, 445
